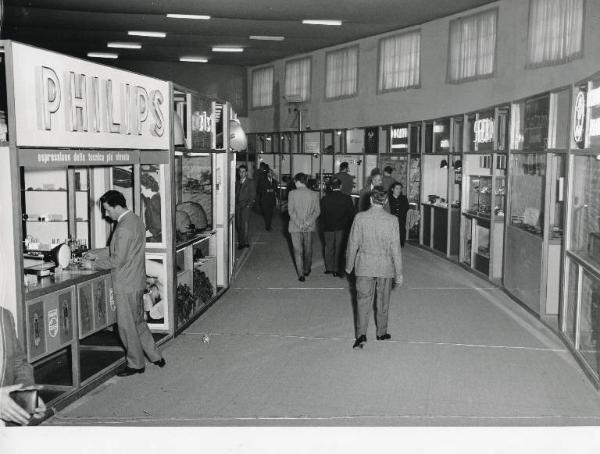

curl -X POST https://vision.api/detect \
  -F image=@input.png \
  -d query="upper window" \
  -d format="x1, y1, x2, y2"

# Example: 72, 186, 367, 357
251, 66, 274, 108
326, 46, 359, 100
285, 57, 311, 102
447, 9, 497, 83
378, 30, 421, 92
527, 0, 584, 67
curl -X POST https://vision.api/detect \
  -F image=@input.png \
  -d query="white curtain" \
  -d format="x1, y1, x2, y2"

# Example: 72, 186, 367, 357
378, 31, 420, 91
326, 46, 358, 99
285, 58, 311, 101
252, 66, 274, 108
448, 9, 496, 82
528, 0, 584, 66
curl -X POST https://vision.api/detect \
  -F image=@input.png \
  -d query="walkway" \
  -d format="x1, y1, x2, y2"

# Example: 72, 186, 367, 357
46, 212, 600, 426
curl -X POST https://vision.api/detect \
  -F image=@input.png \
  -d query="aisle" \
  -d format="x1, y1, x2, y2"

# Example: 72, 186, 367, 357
47, 211, 600, 426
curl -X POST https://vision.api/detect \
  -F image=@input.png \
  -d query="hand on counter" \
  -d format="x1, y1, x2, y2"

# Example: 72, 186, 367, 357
83, 251, 98, 261
80, 259, 95, 270
0, 384, 33, 425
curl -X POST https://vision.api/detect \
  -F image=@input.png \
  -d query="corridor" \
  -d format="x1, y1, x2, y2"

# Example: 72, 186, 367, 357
47, 213, 600, 426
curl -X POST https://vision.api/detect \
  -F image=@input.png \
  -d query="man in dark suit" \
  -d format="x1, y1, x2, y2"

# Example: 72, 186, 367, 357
83, 190, 165, 376
346, 186, 403, 349
320, 177, 355, 277
256, 166, 278, 231
0, 307, 46, 425
235, 165, 255, 249
333, 161, 355, 195
358, 172, 383, 212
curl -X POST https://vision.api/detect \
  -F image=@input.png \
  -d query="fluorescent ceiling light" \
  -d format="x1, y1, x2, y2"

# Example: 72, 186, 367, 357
302, 19, 342, 26
88, 52, 118, 59
107, 42, 142, 49
211, 47, 244, 52
128, 31, 166, 38
249, 35, 285, 41
167, 14, 210, 20
180, 56, 208, 63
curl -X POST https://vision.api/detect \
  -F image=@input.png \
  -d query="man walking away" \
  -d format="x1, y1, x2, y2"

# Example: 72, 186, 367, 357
320, 177, 355, 277
288, 173, 320, 282
346, 186, 403, 349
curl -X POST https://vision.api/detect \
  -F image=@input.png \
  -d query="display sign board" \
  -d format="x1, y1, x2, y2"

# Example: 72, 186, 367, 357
391, 124, 409, 152
365, 127, 378, 154
10, 41, 170, 149
588, 79, 600, 148
190, 94, 212, 150
19, 148, 140, 167
573, 88, 586, 148
523, 95, 549, 151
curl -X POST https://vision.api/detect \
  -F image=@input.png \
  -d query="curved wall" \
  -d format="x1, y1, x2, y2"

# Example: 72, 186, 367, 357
247, 0, 600, 132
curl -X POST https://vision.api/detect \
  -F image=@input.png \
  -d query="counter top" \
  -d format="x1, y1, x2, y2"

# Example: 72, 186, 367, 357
25, 268, 110, 300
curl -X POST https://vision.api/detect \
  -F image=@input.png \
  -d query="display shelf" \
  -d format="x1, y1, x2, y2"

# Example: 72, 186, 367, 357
23, 189, 68, 192
26, 220, 68, 223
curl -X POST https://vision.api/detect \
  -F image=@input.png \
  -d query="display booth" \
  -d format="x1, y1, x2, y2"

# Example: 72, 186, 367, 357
0, 40, 175, 405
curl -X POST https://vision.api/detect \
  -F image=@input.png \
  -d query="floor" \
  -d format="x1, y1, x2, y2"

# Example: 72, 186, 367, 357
45, 211, 600, 427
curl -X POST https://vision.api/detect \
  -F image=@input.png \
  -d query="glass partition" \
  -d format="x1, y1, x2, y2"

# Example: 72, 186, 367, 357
508, 153, 545, 236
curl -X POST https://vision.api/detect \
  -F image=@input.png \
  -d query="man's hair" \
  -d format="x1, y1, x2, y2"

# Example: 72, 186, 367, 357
140, 172, 159, 192
100, 190, 127, 209
370, 185, 388, 205
339, 162, 349, 171
294, 172, 308, 185
370, 167, 381, 177
238, 164, 248, 171
389, 181, 404, 194
330, 177, 342, 190
384, 166, 394, 174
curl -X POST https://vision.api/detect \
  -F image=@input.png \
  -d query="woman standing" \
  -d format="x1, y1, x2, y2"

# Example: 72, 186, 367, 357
388, 182, 410, 247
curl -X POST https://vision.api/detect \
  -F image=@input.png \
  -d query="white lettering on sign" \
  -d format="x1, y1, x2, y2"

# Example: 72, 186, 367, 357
589, 117, 600, 137
433, 125, 445, 133
589, 87, 600, 107
391, 127, 408, 139
440, 139, 450, 149
473, 118, 494, 143
191, 110, 212, 133
48, 309, 58, 338
36, 66, 165, 137
391, 144, 408, 149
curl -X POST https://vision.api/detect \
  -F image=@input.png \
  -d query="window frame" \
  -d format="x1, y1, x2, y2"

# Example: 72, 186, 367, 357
284, 56, 313, 103
376, 28, 422, 95
445, 7, 499, 85
250, 65, 275, 110
324, 44, 360, 101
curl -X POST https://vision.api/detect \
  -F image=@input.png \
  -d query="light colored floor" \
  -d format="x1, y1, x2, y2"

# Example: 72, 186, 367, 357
47, 211, 600, 426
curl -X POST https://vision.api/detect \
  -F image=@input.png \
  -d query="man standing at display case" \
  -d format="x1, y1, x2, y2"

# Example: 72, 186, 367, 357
334, 162, 355, 195
82, 190, 165, 377
288, 173, 320, 282
346, 186, 403, 349
235, 165, 255, 249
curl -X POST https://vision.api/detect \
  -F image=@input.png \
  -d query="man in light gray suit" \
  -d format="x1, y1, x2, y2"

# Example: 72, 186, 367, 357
83, 190, 165, 376
346, 186, 403, 349
288, 173, 320, 282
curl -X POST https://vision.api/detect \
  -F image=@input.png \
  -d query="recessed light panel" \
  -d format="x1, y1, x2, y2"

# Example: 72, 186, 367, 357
128, 31, 166, 38
180, 56, 208, 63
302, 19, 342, 26
88, 52, 118, 59
249, 35, 285, 41
107, 42, 142, 49
167, 14, 211, 20
212, 47, 244, 52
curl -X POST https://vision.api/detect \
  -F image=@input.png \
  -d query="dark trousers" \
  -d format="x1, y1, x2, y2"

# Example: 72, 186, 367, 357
355, 276, 392, 338
116, 289, 161, 369
324, 230, 345, 273
235, 205, 251, 245
290, 231, 313, 277
261, 196, 276, 230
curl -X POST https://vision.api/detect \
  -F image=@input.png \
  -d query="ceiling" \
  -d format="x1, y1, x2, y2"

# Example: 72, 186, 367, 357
2, 0, 497, 67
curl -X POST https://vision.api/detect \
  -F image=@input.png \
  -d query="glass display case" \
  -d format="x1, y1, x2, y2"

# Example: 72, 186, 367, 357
508, 153, 545, 236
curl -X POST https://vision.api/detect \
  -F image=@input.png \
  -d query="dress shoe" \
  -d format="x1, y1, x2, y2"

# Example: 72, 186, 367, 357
153, 358, 166, 368
337, 272, 345, 278
298, 275, 305, 282
117, 366, 145, 377
352, 335, 367, 349
304, 270, 311, 276
376, 333, 391, 341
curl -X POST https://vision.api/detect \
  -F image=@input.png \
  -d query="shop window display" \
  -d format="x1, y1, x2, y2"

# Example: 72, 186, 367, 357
508, 153, 545, 236
569, 155, 600, 267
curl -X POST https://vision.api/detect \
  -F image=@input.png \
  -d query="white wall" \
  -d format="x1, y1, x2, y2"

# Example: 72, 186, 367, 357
247, 0, 600, 133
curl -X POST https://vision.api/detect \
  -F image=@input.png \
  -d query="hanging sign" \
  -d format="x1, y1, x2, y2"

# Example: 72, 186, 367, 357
391, 125, 408, 151
573, 89, 586, 148
190, 94, 212, 149
10, 42, 170, 149
473, 118, 494, 144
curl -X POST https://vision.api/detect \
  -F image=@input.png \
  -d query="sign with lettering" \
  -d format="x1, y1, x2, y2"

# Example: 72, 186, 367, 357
588, 79, 600, 148
474, 118, 494, 144
573, 89, 586, 148
391, 124, 408, 152
19, 148, 140, 167
190, 94, 212, 149
10, 42, 170, 149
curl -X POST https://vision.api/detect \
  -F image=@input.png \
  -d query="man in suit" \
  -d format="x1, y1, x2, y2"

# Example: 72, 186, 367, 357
83, 190, 165, 376
0, 307, 46, 425
320, 177, 355, 277
235, 165, 255, 249
381, 166, 397, 191
358, 172, 383, 212
346, 185, 403, 349
288, 173, 320, 282
333, 161, 355, 195
256, 166, 278, 231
